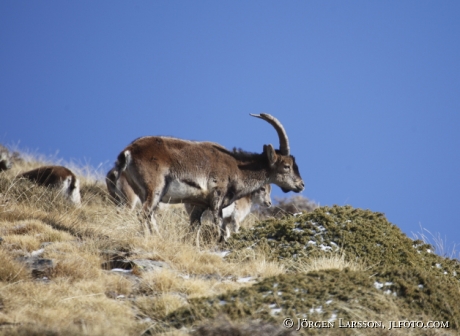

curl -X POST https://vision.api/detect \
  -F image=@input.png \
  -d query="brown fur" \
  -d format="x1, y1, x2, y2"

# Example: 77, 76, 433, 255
114, 115, 304, 240
20, 165, 81, 205
106, 167, 140, 209
224, 184, 272, 235
185, 184, 272, 239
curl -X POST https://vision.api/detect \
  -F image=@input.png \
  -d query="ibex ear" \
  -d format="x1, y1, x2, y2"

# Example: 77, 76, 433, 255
263, 144, 277, 166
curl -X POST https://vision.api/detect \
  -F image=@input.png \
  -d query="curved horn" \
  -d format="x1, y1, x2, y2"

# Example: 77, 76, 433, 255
250, 113, 290, 155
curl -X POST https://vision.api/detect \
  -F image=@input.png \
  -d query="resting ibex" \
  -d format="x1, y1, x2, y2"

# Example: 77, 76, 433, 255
0, 145, 12, 172
20, 166, 81, 205
113, 113, 304, 241
185, 184, 272, 239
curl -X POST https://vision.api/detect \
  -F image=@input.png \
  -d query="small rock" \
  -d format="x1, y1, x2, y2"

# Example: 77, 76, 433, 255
131, 259, 170, 272
30, 248, 45, 257
102, 258, 170, 275
110, 268, 133, 274
101, 259, 132, 270
17, 256, 54, 276
11, 223, 29, 234
106, 291, 118, 299
236, 276, 254, 283
203, 273, 222, 281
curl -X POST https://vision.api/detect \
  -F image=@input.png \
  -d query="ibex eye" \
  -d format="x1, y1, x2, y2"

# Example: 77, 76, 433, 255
260, 187, 266, 191
284, 165, 290, 170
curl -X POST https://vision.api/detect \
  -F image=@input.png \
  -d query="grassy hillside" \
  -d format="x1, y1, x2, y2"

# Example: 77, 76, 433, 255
169, 207, 460, 335
0, 154, 458, 335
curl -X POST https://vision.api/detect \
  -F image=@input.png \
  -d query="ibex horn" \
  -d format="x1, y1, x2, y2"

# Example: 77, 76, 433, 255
250, 113, 290, 156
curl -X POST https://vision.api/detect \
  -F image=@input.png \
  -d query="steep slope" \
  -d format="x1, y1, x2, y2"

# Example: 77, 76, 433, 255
166, 206, 460, 335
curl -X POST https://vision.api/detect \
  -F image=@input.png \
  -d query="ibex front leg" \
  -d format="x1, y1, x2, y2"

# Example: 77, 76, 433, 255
142, 187, 164, 236
210, 188, 226, 243
188, 205, 206, 247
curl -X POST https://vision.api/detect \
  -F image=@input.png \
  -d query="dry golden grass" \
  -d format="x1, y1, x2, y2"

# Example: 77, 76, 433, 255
289, 251, 368, 274
2, 151, 457, 335
0, 154, 286, 335
0, 279, 138, 336
0, 249, 30, 282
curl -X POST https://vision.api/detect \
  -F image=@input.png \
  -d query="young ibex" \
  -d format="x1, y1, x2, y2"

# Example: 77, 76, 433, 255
113, 113, 304, 241
20, 165, 81, 206
107, 166, 270, 238
185, 184, 272, 239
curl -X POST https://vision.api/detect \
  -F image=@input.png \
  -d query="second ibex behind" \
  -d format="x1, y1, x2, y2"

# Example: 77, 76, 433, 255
113, 113, 304, 241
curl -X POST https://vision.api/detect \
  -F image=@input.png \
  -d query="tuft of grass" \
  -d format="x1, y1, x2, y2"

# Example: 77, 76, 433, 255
412, 224, 460, 259
288, 251, 367, 274
0, 249, 30, 282
136, 293, 187, 321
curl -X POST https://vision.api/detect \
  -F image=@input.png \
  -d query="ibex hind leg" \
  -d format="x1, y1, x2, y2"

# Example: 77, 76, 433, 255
142, 189, 164, 236
188, 206, 206, 248
223, 217, 233, 240
189, 206, 205, 228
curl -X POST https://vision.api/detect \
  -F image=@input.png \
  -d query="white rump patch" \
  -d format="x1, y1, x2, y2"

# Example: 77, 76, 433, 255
61, 177, 81, 206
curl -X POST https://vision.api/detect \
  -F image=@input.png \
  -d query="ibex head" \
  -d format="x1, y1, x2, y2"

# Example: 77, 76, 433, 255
251, 113, 304, 193
251, 184, 272, 207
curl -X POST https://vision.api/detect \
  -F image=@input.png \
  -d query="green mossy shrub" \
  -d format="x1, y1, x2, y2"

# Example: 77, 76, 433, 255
167, 269, 458, 335
228, 206, 460, 281
167, 270, 373, 334
374, 265, 460, 328
191, 318, 296, 336
165, 206, 460, 334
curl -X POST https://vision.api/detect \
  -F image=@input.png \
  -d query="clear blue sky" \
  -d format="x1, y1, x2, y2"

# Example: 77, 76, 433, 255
1, 1, 459, 254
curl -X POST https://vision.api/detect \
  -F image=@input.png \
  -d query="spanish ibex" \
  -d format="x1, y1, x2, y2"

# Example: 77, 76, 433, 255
113, 113, 304, 241
185, 184, 272, 239
107, 166, 270, 238
20, 165, 81, 206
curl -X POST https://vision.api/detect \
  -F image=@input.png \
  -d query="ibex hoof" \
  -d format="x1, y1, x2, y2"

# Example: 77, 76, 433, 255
218, 235, 228, 244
